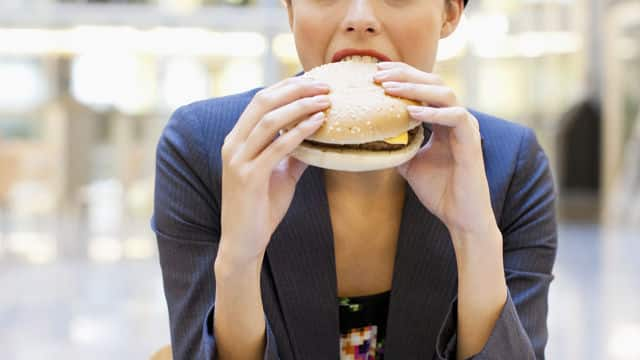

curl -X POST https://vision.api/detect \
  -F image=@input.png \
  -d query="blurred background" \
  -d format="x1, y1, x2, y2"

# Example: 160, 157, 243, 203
0, 0, 638, 358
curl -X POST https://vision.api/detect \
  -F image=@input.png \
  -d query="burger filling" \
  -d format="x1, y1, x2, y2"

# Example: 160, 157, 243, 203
304, 126, 421, 151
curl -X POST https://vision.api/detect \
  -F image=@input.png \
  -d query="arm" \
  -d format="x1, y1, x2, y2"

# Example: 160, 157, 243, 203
436, 127, 558, 359
367, 60, 556, 359
450, 226, 507, 360
214, 248, 269, 360
152, 104, 279, 360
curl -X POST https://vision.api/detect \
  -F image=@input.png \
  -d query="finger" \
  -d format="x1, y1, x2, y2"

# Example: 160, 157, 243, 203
396, 159, 411, 179
381, 82, 457, 107
407, 105, 480, 143
285, 156, 309, 183
407, 105, 467, 127
373, 65, 444, 86
255, 112, 325, 173
396, 126, 436, 179
239, 94, 331, 160
227, 77, 330, 144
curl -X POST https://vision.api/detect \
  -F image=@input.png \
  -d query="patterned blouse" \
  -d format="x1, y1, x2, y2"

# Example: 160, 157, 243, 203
338, 289, 391, 360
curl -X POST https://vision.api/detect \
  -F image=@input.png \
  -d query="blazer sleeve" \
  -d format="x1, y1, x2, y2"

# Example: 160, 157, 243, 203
151, 104, 280, 360
434, 127, 558, 360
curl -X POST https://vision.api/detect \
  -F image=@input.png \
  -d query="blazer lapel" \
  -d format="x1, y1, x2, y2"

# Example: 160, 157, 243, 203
267, 165, 340, 359
383, 180, 458, 358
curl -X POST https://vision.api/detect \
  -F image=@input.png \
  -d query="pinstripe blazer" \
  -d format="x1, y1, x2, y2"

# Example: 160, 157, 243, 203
151, 84, 557, 359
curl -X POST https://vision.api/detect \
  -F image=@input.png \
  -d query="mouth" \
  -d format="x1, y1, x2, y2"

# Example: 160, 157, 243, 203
331, 49, 391, 63
337, 55, 381, 63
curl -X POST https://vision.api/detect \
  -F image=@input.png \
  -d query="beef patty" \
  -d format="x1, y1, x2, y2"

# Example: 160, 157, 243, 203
303, 126, 421, 151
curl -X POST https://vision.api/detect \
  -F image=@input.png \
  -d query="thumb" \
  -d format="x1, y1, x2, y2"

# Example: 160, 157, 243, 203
396, 160, 411, 179
285, 156, 309, 183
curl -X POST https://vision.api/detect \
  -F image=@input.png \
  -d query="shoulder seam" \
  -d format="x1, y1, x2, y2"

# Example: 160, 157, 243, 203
499, 126, 530, 229
173, 103, 213, 192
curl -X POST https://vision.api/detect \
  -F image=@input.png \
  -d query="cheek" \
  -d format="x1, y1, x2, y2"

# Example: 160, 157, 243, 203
389, 17, 441, 69
293, 11, 333, 68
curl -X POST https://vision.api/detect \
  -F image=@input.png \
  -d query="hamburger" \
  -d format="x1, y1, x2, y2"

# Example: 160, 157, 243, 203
284, 56, 424, 172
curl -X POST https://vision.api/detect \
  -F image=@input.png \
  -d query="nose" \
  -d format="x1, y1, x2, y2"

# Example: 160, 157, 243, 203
342, 0, 380, 36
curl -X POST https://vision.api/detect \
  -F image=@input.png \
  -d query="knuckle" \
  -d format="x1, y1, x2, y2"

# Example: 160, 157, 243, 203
223, 132, 232, 144
270, 137, 289, 154
470, 116, 480, 132
301, 96, 319, 109
452, 106, 467, 119
221, 138, 235, 162
260, 113, 278, 131
221, 144, 231, 162
254, 88, 266, 99
432, 73, 444, 85
222, 132, 234, 147
444, 89, 457, 104
292, 100, 307, 114
226, 159, 251, 182
226, 152, 241, 169
254, 90, 272, 107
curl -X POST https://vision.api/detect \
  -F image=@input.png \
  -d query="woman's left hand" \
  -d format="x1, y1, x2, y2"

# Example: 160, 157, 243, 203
374, 61, 497, 241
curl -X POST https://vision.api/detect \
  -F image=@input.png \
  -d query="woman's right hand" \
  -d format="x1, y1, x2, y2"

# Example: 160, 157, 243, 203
218, 76, 331, 268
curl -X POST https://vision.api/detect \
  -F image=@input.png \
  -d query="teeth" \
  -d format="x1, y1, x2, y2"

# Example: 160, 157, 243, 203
341, 55, 380, 63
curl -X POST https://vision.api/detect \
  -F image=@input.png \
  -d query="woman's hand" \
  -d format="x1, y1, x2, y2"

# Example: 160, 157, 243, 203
373, 61, 497, 241
375, 61, 509, 360
218, 76, 331, 267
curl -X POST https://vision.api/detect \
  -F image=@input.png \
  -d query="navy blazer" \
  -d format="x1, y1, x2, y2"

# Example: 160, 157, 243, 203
151, 85, 557, 359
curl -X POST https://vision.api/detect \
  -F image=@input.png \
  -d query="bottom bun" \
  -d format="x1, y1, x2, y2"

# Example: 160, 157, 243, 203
291, 125, 424, 172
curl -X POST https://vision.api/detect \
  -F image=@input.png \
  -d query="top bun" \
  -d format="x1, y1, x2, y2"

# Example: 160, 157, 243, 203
299, 61, 421, 145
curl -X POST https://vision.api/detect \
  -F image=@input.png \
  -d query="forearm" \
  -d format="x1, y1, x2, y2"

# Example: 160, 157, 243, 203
450, 225, 507, 360
213, 244, 267, 360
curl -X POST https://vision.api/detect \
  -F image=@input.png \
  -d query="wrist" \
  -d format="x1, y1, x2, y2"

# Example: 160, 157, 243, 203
448, 221, 502, 261
215, 242, 265, 281
447, 211, 500, 243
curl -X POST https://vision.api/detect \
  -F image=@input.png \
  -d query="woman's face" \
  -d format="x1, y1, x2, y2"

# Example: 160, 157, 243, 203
284, 0, 463, 72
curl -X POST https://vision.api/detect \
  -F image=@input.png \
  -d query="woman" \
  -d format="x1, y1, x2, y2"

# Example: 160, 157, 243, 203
151, 0, 557, 358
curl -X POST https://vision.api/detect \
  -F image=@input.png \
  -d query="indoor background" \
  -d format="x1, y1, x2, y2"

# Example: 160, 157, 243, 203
0, 0, 638, 359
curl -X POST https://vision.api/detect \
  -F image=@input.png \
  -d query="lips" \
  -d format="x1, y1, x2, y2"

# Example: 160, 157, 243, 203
331, 48, 392, 63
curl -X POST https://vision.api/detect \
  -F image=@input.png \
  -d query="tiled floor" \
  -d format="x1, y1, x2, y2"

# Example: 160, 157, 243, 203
0, 223, 638, 359
547, 224, 640, 360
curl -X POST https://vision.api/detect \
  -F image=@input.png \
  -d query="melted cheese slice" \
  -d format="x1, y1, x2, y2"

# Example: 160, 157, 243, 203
383, 132, 408, 145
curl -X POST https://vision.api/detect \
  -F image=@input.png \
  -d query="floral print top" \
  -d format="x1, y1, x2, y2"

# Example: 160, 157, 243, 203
338, 289, 391, 360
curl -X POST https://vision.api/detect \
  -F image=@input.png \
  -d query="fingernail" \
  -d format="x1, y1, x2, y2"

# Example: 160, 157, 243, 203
407, 105, 423, 113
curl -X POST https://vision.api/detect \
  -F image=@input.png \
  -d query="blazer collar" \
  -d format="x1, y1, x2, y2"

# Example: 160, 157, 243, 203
267, 162, 458, 358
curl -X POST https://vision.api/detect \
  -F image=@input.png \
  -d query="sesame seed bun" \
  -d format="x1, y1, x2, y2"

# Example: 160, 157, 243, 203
300, 61, 421, 144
